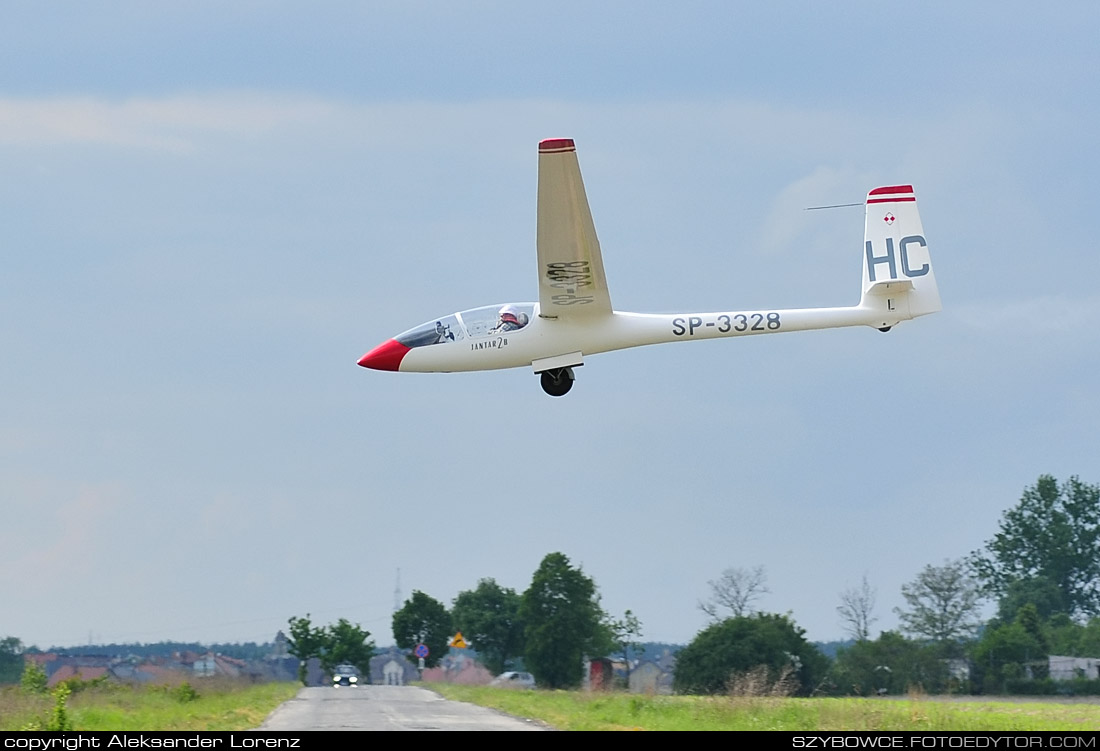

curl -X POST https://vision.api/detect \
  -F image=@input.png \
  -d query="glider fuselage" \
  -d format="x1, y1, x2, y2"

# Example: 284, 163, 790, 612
357, 138, 939, 396
368, 302, 894, 374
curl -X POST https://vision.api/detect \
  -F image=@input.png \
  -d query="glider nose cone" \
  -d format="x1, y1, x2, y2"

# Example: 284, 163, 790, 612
357, 339, 410, 371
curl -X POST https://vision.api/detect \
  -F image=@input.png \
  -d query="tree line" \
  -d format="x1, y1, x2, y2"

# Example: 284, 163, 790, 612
861, 474, 1100, 694
377, 473, 1100, 695
5, 474, 1096, 696
287, 551, 640, 690
245, 474, 1100, 695
688, 474, 1100, 695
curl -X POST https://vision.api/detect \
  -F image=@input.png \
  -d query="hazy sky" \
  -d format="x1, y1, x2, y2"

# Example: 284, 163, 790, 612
3, 2, 1099, 650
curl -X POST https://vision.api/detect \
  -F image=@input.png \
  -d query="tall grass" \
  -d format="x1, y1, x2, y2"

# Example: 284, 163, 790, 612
428, 684, 1100, 731
0, 678, 299, 731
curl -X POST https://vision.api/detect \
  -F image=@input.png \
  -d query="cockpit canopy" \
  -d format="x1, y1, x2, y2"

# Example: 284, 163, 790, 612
395, 303, 534, 349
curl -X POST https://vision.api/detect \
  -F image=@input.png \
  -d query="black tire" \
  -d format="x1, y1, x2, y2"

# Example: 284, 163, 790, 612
540, 368, 573, 396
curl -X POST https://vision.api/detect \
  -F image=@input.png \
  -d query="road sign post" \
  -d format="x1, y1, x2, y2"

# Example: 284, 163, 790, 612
414, 643, 429, 677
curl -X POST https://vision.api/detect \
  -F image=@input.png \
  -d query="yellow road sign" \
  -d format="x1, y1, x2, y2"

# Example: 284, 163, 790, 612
449, 632, 468, 649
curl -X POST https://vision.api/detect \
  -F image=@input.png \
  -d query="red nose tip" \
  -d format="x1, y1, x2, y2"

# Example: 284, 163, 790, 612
357, 339, 410, 371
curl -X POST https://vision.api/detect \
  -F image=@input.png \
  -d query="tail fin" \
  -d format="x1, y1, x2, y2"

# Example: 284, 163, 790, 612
859, 185, 941, 328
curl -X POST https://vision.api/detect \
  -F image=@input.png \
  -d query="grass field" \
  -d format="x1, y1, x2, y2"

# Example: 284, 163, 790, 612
6, 679, 1099, 731
428, 684, 1100, 731
0, 679, 299, 731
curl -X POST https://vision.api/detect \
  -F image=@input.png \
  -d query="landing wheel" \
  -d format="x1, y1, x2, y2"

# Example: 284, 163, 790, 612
878, 326, 892, 332
540, 368, 574, 397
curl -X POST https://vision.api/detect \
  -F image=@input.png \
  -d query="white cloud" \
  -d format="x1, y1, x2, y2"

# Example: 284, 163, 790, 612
0, 94, 337, 152
0, 480, 126, 589
755, 166, 871, 257
955, 295, 1100, 334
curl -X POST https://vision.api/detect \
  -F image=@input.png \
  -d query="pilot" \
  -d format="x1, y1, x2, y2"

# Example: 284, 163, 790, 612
434, 320, 455, 343
489, 304, 527, 334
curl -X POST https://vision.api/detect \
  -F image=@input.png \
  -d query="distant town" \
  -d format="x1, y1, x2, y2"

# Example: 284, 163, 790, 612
11, 634, 686, 693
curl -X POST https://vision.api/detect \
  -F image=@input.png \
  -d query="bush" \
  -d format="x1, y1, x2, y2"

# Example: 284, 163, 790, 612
674, 613, 829, 695
47, 684, 73, 731
829, 631, 952, 696
726, 664, 798, 697
20, 662, 48, 695
58, 674, 115, 694
171, 682, 200, 703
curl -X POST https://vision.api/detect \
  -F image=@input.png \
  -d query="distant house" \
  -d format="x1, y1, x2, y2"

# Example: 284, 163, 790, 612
47, 664, 109, 686
271, 631, 290, 659
181, 652, 248, 679
1050, 656, 1100, 681
26, 650, 260, 687
618, 649, 676, 694
370, 649, 419, 686
109, 662, 187, 685
628, 659, 675, 695
192, 653, 217, 677
421, 652, 492, 685
25, 654, 120, 688
261, 631, 300, 682
585, 657, 614, 691
20, 635, 345, 688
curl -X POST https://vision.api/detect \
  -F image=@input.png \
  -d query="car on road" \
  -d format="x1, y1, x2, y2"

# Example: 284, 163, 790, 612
489, 671, 535, 689
332, 664, 361, 687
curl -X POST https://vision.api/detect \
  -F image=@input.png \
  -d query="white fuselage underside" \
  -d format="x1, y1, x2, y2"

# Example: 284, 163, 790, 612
398, 303, 884, 373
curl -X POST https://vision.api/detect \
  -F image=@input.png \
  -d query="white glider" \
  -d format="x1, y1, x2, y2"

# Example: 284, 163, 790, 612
358, 138, 940, 396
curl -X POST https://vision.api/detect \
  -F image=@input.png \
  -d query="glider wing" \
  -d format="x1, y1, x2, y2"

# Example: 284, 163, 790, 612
536, 138, 613, 318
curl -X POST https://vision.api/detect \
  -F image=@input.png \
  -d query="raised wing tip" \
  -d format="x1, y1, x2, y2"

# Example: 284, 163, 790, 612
539, 138, 575, 153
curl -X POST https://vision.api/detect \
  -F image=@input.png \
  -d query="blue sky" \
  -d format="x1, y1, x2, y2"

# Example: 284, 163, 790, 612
2, 2, 1099, 650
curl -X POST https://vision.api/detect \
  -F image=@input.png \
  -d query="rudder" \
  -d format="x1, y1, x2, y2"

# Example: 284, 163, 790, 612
859, 185, 941, 326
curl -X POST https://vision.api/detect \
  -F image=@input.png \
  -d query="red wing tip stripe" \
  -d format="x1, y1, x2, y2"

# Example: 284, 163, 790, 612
868, 185, 914, 196
539, 138, 575, 153
867, 185, 916, 204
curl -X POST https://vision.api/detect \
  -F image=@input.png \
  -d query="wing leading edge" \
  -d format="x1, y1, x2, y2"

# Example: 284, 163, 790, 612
536, 138, 613, 318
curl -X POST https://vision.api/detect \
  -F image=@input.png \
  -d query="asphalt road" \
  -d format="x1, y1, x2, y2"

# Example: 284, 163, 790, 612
257, 685, 547, 731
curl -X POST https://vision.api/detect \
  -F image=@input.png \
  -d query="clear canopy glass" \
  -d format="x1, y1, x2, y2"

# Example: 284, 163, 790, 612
395, 303, 534, 349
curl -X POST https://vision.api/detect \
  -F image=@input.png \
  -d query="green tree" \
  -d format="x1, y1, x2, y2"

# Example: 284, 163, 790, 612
830, 631, 951, 696
1014, 603, 1050, 657
895, 559, 983, 650
520, 552, 611, 689
1082, 619, 1100, 655
608, 609, 644, 688
287, 614, 326, 685
673, 613, 829, 695
452, 578, 524, 676
393, 590, 453, 669
321, 619, 375, 677
971, 612, 1048, 693
1051, 616, 1100, 657
0, 636, 24, 684
996, 576, 1068, 622
971, 475, 1100, 619
1046, 613, 1084, 656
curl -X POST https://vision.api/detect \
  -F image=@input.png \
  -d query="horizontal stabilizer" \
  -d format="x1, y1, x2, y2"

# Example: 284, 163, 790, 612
864, 279, 914, 296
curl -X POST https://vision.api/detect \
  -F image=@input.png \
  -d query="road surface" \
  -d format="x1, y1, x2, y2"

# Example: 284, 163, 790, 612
258, 685, 548, 731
